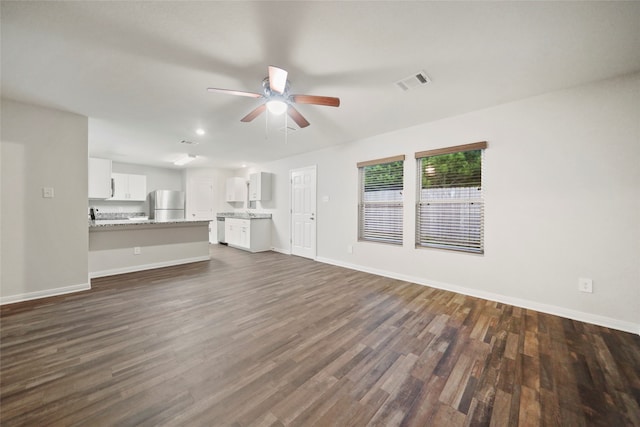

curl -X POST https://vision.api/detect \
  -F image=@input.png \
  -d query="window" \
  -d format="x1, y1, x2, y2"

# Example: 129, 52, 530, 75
358, 155, 405, 245
416, 142, 486, 253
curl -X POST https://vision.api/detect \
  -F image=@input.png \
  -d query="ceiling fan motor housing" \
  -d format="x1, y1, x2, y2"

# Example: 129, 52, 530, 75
262, 77, 290, 98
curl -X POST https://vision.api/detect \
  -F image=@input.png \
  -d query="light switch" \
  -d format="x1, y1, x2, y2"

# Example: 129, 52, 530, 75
42, 187, 55, 198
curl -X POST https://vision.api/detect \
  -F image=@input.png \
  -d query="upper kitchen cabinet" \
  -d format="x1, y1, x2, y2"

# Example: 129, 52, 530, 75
226, 177, 246, 202
110, 173, 147, 201
249, 172, 272, 201
88, 158, 113, 199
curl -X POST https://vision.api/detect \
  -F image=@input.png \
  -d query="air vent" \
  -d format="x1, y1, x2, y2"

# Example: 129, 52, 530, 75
395, 70, 431, 91
180, 140, 199, 145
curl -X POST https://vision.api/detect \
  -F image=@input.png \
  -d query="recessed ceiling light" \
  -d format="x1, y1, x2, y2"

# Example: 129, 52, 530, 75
195, 128, 205, 135
241, 164, 247, 168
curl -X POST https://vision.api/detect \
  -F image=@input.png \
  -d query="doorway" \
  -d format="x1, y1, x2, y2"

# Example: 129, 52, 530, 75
290, 165, 317, 259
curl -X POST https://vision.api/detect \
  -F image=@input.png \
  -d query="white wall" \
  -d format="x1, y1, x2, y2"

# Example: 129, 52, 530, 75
1, 99, 89, 303
251, 73, 640, 333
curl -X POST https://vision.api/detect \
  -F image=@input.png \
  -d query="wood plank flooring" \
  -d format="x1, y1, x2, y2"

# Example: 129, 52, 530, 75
1, 245, 639, 426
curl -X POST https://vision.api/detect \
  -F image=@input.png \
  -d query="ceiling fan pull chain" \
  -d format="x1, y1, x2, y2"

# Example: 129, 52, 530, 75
265, 109, 269, 140
285, 112, 288, 144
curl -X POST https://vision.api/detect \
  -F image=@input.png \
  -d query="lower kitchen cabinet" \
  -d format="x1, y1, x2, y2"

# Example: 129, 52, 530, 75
224, 218, 271, 252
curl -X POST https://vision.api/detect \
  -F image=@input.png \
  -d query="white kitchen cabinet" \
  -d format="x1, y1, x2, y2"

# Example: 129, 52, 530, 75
127, 174, 147, 200
225, 218, 241, 247
226, 177, 246, 202
225, 218, 271, 252
225, 218, 250, 249
88, 158, 112, 199
249, 172, 272, 201
110, 173, 147, 201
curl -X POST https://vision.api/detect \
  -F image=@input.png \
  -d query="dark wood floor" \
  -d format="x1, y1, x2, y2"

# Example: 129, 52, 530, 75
1, 246, 639, 426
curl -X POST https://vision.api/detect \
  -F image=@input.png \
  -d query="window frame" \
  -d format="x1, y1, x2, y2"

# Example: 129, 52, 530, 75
415, 141, 487, 254
357, 155, 405, 245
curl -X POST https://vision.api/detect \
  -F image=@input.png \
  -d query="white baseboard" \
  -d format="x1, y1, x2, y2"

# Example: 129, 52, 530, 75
271, 247, 291, 255
89, 255, 211, 279
0, 282, 91, 305
316, 256, 640, 335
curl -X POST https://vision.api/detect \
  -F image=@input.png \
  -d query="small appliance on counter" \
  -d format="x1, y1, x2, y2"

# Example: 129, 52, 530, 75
149, 190, 185, 221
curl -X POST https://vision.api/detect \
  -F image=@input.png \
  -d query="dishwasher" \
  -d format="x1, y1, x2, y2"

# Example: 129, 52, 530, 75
216, 217, 227, 244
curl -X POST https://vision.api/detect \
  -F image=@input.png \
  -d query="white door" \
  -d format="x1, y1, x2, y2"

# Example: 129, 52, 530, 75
188, 177, 215, 242
290, 166, 317, 259
190, 179, 215, 219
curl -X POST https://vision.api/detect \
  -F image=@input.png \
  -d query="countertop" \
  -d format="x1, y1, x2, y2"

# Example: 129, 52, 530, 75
216, 212, 272, 220
89, 219, 211, 229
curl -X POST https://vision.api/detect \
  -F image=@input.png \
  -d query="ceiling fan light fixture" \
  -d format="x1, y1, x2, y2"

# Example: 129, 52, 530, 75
266, 99, 288, 115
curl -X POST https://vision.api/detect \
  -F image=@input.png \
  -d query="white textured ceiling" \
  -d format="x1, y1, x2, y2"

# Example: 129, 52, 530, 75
2, 1, 640, 169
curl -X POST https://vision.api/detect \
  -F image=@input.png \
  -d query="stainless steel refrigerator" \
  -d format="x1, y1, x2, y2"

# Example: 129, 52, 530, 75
149, 190, 185, 221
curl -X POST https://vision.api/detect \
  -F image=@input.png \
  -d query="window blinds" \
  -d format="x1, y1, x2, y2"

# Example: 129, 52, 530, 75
416, 142, 486, 253
357, 155, 405, 245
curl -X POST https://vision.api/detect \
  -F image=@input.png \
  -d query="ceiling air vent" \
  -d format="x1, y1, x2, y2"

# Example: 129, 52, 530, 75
395, 70, 431, 91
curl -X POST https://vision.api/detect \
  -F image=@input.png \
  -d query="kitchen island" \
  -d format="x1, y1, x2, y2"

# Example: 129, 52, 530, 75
89, 219, 210, 278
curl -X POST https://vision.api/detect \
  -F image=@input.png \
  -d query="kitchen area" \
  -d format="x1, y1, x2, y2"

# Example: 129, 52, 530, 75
88, 158, 273, 278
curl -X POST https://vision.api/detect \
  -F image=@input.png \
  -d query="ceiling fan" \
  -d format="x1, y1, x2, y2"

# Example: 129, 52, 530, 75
207, 66, 340, 128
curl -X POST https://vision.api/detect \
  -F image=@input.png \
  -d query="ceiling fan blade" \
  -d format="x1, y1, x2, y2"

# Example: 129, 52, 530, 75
240, 104, 267, 122
268, 66, 288, 94
287, 105, 310, 128
290, 94, 340, 107
207, 87, 262, 98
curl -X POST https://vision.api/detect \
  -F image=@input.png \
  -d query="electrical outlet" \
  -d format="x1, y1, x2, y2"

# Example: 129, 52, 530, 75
347, 245, 353, 254
578, 277, 593, 293
134, 247, 141, 255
